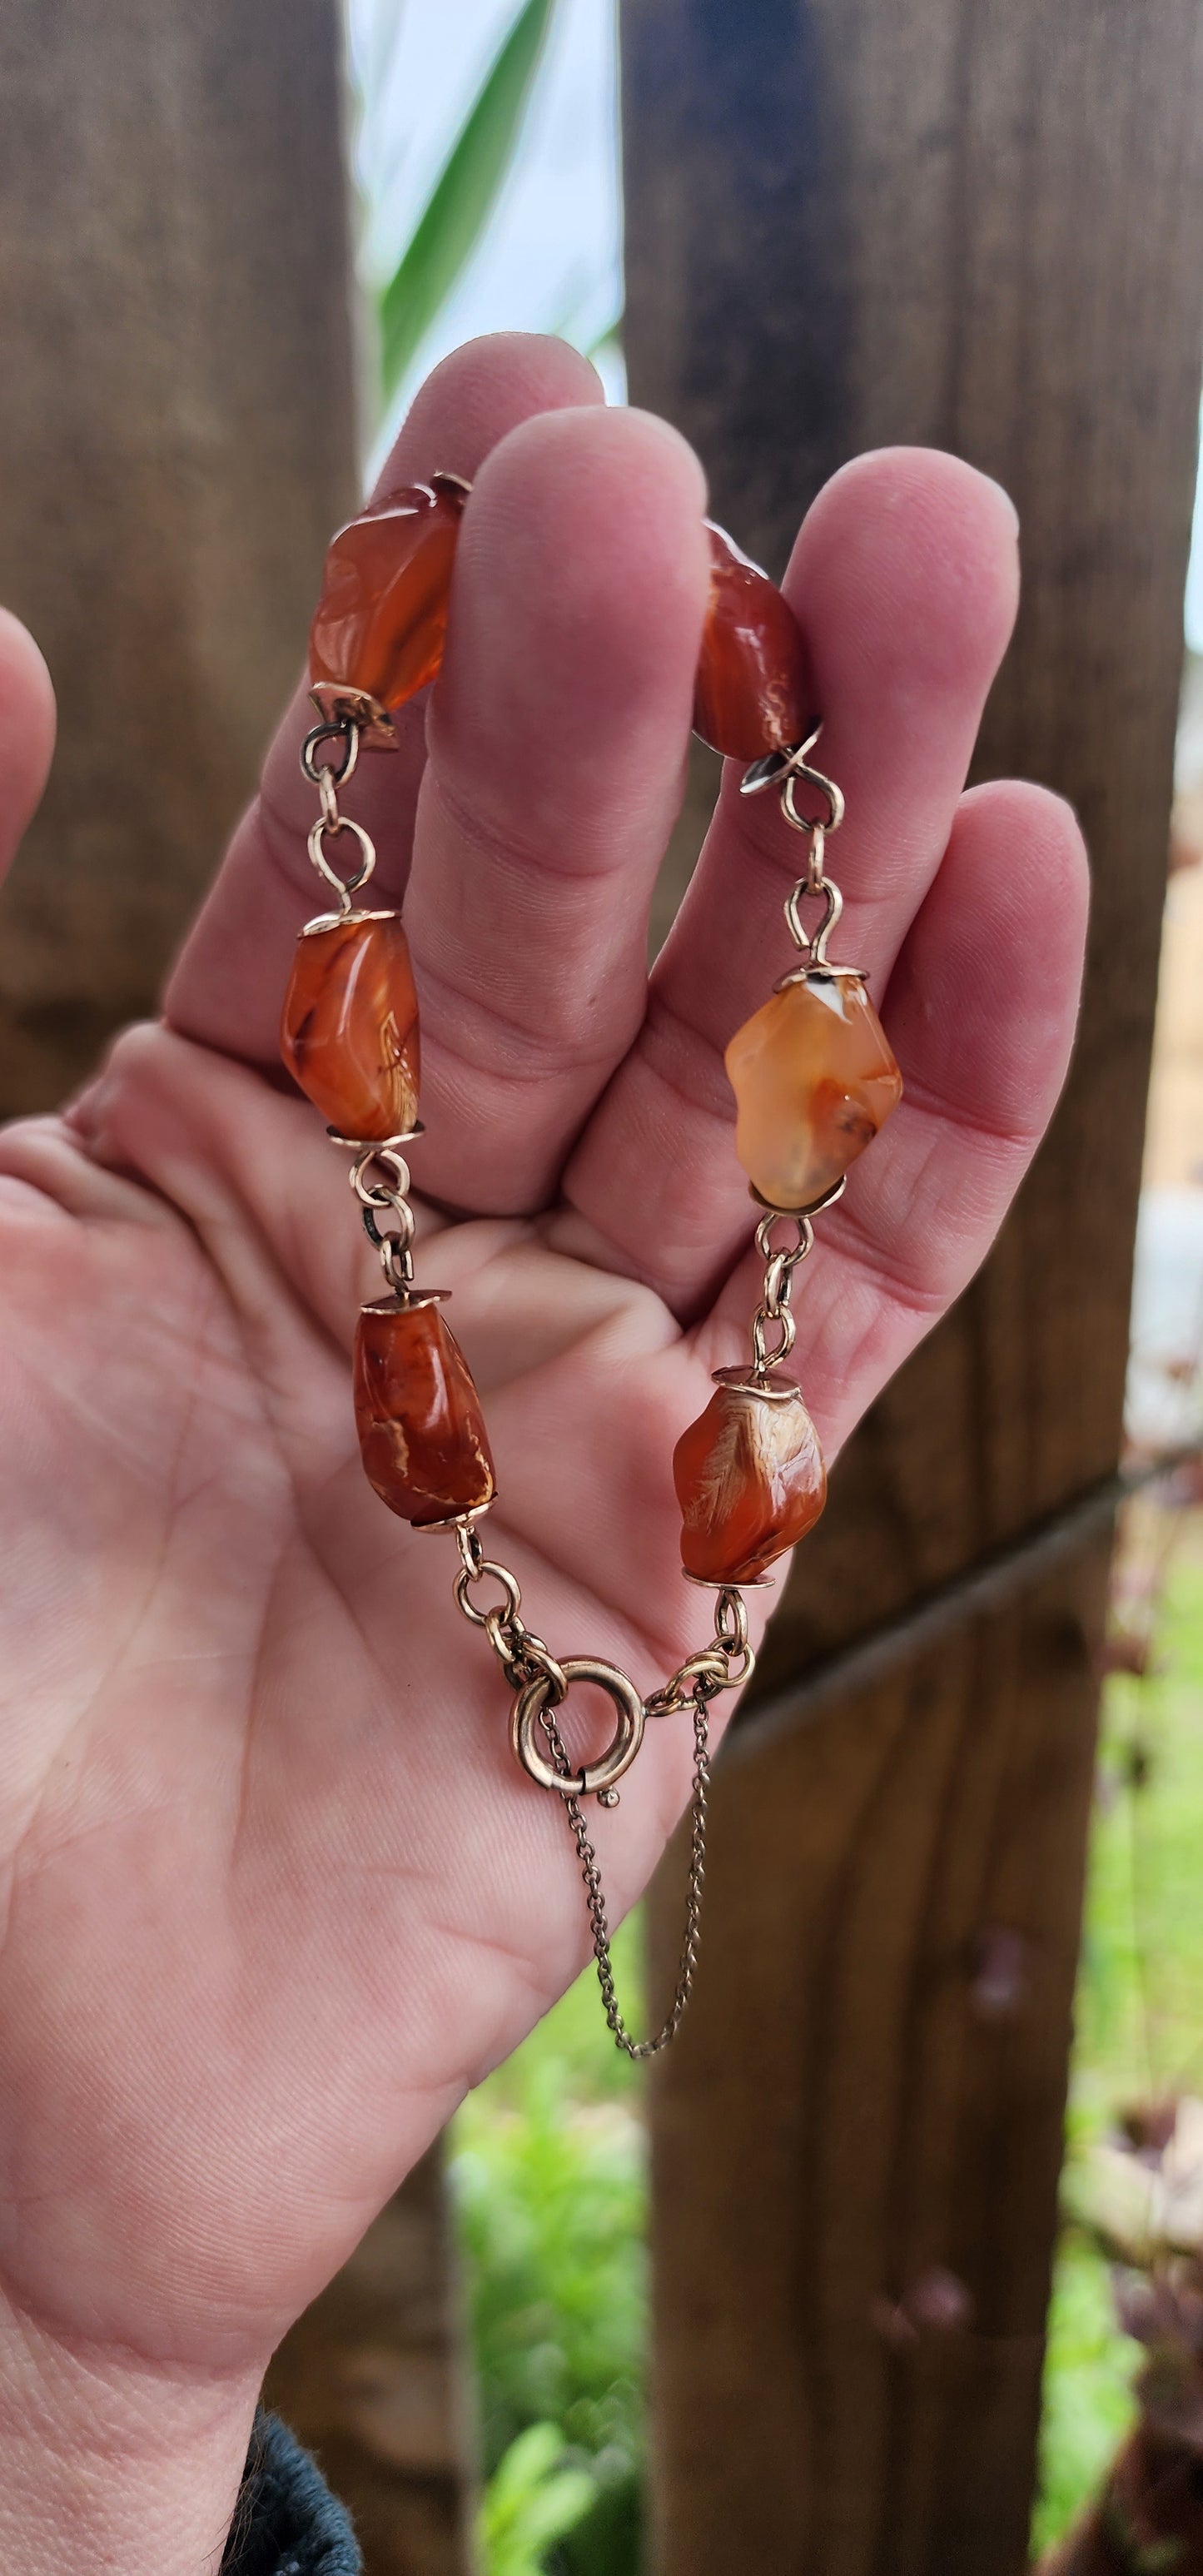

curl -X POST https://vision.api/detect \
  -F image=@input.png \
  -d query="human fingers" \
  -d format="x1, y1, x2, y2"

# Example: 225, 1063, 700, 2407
559, 449, 1022, 1311
164, 332, 604, 1064
698, 778, 1089, 1458
395, 400, 710, 1211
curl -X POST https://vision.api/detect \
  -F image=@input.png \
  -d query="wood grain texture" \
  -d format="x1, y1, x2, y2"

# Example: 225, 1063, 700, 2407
0, 0, 358, 1111
266, 2147, 474, 2576
649, 1549, 1110, 2576
624, 0, 1203, 2563
628, 0, 1203, 1649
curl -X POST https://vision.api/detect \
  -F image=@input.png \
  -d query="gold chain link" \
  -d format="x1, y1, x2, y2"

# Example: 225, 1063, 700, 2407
347, 1142, 417, 1293
294, 699, 858, 2056
452, 1518, 749, 2054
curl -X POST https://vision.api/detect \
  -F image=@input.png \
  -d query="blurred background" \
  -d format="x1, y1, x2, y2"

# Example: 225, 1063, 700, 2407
0, 4, 1201, 2571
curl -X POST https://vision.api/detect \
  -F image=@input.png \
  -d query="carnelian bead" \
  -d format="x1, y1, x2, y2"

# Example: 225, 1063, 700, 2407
354, 1299, 497, 1526
692, 520, 818, 760
280, 912, 420, 1142
309, 481, 465, 714
674, 1371, 826, 1583
725, 968, 902, 1211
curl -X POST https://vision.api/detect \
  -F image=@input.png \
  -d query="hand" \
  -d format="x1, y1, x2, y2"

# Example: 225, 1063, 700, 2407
0, 334, 1086, 2567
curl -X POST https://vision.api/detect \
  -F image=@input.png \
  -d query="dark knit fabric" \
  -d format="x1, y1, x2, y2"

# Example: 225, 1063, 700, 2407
221, 2411, 360, 2575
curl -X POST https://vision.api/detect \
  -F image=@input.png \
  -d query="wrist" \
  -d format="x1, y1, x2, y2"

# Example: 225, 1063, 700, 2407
0, 2301, 261, 2576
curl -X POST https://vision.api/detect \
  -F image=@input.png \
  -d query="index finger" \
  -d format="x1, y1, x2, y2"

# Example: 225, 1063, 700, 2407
164, 333, 604, 1066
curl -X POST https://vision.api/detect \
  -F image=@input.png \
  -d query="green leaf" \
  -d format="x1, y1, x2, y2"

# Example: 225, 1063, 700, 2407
480, 2424, 596, 2576
582, 308, 624, 367
378, 0, 557, 404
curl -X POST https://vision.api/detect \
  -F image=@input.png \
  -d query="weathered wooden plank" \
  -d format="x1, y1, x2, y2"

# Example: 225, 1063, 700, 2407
624, 0, 1203, 2563
629, 0, 1203, 1648
266, 2146, 474, 2576
0, 0, 358, 1112
650, 1547, 1110, 2574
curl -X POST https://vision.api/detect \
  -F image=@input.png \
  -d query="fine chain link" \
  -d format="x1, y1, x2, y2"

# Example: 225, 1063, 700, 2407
543, 1689, 710, 2060
750, 1208, 813, 1378
349, 1143, 417, 1295
301, 713, 376, 916
748, 740, 849, 1377
454, 1520, 752, 1712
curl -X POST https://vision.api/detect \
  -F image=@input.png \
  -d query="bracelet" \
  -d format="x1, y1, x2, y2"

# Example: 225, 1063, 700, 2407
276, 472, 902, 2054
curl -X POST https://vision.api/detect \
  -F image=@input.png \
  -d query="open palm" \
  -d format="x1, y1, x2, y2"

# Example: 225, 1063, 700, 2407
0, 338, 1086, 2461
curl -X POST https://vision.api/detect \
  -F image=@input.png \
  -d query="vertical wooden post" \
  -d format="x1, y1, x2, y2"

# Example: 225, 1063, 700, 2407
266, 2146, 473, 2576
0, 0, 357, 1111
0, 12, 470, 2568
623, 2, 1203, 2566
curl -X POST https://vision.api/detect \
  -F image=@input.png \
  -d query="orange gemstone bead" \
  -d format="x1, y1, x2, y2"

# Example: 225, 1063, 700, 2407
692, 520, 818, 760
725, 968, 902, 1211
354, 1298, 497, 1526
309, 480, 465, 714
674, 1371, 826, 1582
280, 912, 420, 1141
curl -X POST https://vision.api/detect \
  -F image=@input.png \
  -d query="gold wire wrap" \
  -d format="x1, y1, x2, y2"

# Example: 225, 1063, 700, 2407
292, 686, 866, 2052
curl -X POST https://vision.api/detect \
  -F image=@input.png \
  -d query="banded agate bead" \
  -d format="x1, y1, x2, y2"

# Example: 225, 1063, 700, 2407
692, 520, 818, 761
354, 1298, 496, 1526
280, 912, 420, 1142
309, 480, 465, 715
725, 968, 902, 1211
674, 1370, 826, 1583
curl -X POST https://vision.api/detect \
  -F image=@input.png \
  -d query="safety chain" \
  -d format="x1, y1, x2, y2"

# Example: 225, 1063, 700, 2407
550, 1692, 710, 2060
452, 1519, 749, 2053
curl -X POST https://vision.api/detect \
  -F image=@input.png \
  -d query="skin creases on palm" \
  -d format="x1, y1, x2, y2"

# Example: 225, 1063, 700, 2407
0, 1020, 718, 2371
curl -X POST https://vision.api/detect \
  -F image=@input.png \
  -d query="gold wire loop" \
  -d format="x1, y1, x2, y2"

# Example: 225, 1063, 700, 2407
714, 1587, 749, 1657
455, 1521, 488, 1582
754, 1210, 815, 1271
379, 1237, 415, 1294
738, 732, 845, 835
644, 1584, 758, 1721
307, 813, 377, 912
350, 1146, 412, 1208
752, 1306, 797, 1372
762, 1250, 791, 1310
783, 873, 843, 963
645, 1649, 728, 1718
513, 1632, 569, 1703
455, 1557, 524, 1632
361, 1200, 415, 1256
782, 763, 844, 838
301, 716, 360, 789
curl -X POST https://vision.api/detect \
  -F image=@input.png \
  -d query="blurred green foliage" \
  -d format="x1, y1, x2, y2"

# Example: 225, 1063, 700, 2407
1034, 1529, 1203, 2554
452, 1540, 1203, 2573
480, 2424, 598, 2576
450, 1917, 647, 2576
377, 0, 557, 404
